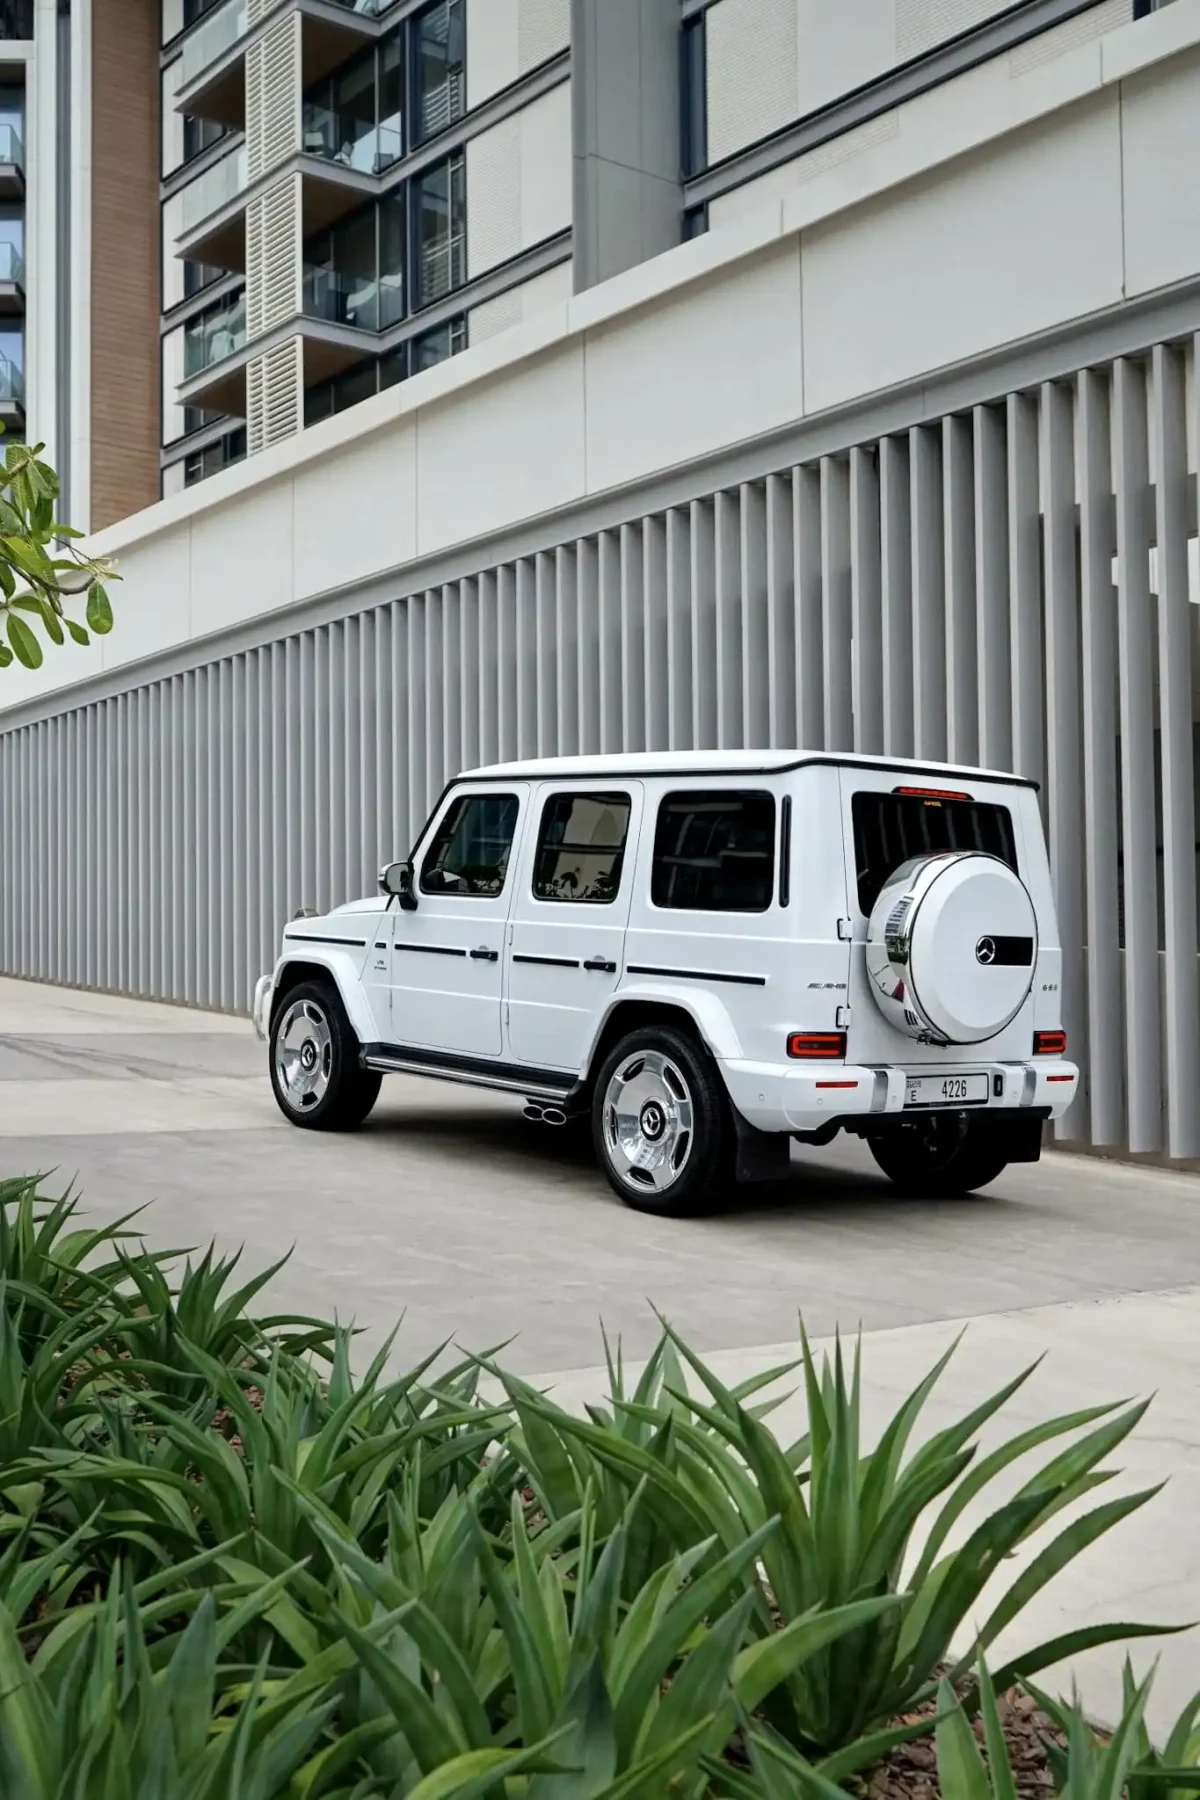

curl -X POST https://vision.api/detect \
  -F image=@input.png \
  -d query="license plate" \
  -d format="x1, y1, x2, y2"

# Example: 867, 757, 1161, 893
905, 1073, 989, 1109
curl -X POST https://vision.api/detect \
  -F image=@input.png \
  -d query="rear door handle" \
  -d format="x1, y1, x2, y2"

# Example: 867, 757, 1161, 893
583, 957, 617, 974
470, 947, 499, 962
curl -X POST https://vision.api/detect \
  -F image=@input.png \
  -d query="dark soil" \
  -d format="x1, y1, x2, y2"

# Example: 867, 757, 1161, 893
862, 1688, 1065, 1800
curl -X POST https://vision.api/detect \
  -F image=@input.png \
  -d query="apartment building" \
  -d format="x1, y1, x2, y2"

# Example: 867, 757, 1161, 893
1, 0, 1199, 1166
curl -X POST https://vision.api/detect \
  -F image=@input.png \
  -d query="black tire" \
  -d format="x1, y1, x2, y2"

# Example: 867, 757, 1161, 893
868, 1113, 1008, 1198
591, 1026, 733, 1216
269, 979, 382, 1132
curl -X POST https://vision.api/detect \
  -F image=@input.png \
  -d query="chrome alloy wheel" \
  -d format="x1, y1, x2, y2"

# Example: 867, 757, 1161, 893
274, 998, 334, 1113
602, 1050, 695, 1193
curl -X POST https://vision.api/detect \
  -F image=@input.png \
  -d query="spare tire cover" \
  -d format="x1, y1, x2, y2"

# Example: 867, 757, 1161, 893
865, 851, 1038, 1045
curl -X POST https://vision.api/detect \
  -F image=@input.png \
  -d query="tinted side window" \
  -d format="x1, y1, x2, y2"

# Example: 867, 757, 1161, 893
852, 790, 1018, 916
533, 792, 631, 903
420, 792, 519, 897
652, 791, 776, 913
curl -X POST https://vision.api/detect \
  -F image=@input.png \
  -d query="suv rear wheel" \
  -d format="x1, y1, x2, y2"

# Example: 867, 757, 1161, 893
269, 979, 382, 1131
592, 1026, 732, 1215
868, 1112, 1007, 1198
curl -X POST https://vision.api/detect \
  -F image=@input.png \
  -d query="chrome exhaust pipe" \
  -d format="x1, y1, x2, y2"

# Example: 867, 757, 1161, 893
523, 1102, 568, 1127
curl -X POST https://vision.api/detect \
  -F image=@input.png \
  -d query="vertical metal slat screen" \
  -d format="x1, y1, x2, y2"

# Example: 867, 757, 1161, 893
2, 335, 1198, 1160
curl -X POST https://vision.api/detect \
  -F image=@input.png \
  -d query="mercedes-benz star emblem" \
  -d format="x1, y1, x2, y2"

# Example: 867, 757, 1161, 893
976, 936, 997, 965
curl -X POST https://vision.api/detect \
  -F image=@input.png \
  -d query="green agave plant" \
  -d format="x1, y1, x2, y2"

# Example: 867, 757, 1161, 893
0, 1573, 336, 1800
1028, 1662, 1200, 1800
265, 1479, 902, 1798
490, 1322, 1170, 1760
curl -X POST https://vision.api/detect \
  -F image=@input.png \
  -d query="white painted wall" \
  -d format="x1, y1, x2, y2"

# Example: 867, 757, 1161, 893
161, 326, 187, 444
709, 0, 1129, 228
465, 0, 570, 110
162, 0, 184, 43
703, 0, 1133, 164
465, 80, 571, 279
468, 257, 573, 344
2, 0, 1197, 715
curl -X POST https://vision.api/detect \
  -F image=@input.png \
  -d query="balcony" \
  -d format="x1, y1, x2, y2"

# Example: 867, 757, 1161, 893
184, 293, 246, 380
177, 0, 248, 129
0, 241, 24, 314
301, 102, 401, 176
0, 351, 23, 427
0, 123, 23, 200
302, 261, 403, 332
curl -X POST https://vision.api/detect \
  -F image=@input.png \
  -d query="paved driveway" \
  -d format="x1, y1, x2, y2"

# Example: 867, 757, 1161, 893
4, 975, 1200, 1734
1, 975, 1197, 1373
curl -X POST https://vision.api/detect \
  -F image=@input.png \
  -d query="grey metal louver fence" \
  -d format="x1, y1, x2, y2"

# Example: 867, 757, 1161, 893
2, 336, 1199, 1160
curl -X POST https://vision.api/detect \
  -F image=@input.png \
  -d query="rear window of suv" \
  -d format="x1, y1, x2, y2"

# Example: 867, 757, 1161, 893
852, 789, 1018, 916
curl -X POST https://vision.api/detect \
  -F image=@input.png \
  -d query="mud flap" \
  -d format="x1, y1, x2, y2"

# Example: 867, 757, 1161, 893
732, 1110, 793, 1184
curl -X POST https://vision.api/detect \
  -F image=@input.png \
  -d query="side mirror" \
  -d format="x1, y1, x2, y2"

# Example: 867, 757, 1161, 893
380, 860, 418, 911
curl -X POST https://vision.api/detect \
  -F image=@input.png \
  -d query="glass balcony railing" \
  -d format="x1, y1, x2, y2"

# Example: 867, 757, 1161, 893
0, 124, 23, 169
0, 352, 24, 404
0, 242, 24, 284
184, 294, 247, 377
180, 144, 249, 233
301, 103, 402, 175
302, 263, 404, 333
180, 0, 247, 87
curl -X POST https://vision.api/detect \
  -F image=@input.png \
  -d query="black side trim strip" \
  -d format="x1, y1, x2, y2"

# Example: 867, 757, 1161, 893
779, 794, 792, 908
626, 963, 767, 988
394, 942, 468, 958
512, 953, 580, 968
283, 934, 368, 948
360, 1041, 574, 1097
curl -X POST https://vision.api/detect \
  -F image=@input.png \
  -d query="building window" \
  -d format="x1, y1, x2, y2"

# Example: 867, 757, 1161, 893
0, 84, 23, 165
302, 316, 465, 425
304, 199, 403, 333
183, 258, 223, 300
0, 2, 32, 38
183, 113, 227, 165
651, 791, 776, 913
302, 28, 404, 175
533, 794, 632, 903
681, 16, 707, 178
183, 0, 224, 24
0, 202, 22, 285
183, 288, 246, 376
414, 0, 465, 142
183, 424, 247, 486
414, 152, 465, 308
412, 314, 465, 372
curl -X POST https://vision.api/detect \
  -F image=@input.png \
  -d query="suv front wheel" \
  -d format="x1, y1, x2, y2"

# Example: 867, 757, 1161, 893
592, 1027, 732, 1215
868, 1112, 1008, 1198
269, 980, 382, 1131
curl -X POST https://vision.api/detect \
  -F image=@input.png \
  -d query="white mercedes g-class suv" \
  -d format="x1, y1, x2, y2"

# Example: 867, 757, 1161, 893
252, 752, 1077, 1215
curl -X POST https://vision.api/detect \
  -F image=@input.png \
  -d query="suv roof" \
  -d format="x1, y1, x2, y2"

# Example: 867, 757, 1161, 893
456, 750, 1037, 788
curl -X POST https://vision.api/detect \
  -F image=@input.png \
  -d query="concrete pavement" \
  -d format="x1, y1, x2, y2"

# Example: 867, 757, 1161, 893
1, 974, 1199, 1733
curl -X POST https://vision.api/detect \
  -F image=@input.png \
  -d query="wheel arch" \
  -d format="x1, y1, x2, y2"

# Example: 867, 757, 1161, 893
269, 956, 377, 1045
580, 988, 739, 1103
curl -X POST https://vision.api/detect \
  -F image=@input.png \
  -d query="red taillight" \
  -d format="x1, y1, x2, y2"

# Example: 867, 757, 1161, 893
788, 1031, 847, 1060
1034, 1030, 1068, 1056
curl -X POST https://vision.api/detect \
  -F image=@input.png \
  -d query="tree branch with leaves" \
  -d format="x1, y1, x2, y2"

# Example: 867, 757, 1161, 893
0, 442, 118, 672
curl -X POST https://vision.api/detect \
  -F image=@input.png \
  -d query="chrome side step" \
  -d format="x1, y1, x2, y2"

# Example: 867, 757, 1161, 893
362, 1049, 570, 1105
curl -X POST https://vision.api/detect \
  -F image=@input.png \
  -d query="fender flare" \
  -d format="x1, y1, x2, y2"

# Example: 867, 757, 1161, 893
582, 980, 744, 1077
269, 948, 379, 1047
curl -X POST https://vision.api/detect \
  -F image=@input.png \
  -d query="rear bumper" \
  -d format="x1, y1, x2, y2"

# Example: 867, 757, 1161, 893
720, 1057, 1079, 1134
